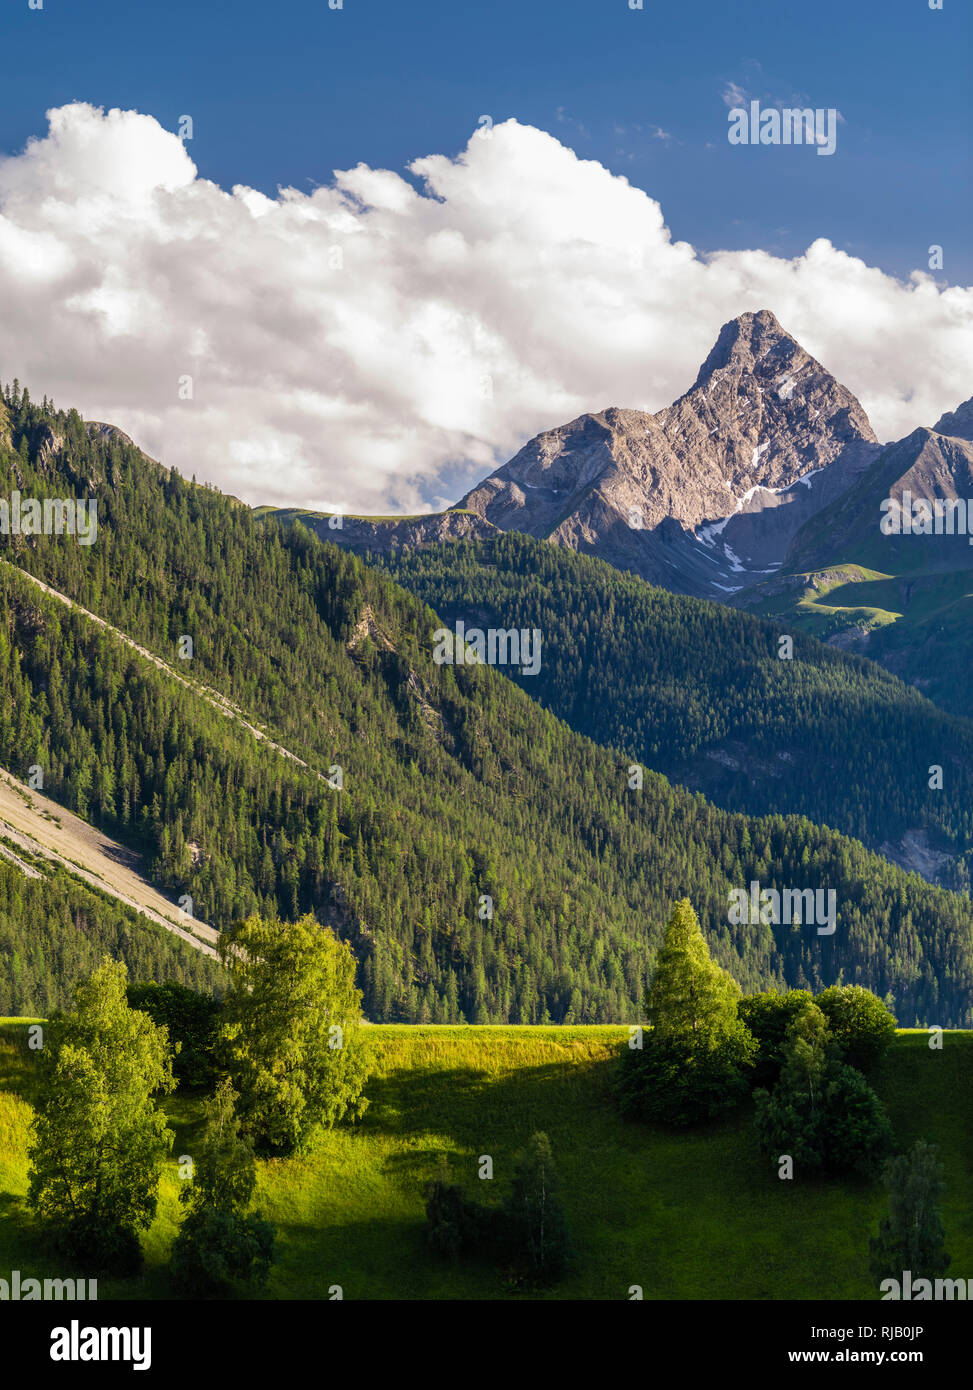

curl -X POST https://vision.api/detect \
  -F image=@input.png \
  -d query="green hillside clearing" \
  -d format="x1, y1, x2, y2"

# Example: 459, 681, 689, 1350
1, 1021, 969, 1301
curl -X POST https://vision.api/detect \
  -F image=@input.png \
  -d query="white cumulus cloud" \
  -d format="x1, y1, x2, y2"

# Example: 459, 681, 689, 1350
0, 103, 970, 514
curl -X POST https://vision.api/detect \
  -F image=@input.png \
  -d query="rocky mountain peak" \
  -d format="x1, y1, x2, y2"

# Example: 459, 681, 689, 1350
667, 309, 878, 495
690, 308, 795, 390
281, 310, 882, 602
454, 311, 880, 596
933, 395, 973, 442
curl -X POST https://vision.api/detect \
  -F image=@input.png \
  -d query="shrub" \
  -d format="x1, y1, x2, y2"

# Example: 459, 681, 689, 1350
738, 990, 814, 1089
58, 1214, 143, 1277
617, 1030, 754, 1126
170, 1207, 275, 1298
754, 1002, 893, 1179
127, 981, 220, 1089
815, 985, 897, 1071
820, 1063, 895, 1178
425, 1178, 485, 1259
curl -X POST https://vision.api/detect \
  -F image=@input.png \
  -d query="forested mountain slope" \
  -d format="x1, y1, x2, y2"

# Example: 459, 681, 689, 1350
379, 533, 973, 889
1, 383, 972, 1025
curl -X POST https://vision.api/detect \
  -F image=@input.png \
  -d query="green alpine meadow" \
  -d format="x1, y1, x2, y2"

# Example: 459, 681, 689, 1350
1, 1018, 970, 1300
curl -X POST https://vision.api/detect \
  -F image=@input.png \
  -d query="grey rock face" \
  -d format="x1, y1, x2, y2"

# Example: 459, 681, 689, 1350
258, 310, 883, 597
933, 395, 973, 442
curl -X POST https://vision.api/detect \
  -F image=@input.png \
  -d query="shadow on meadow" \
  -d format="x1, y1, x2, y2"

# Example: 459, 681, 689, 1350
0, 1189, 35, 1262
2, 1030, 969, 1300
360, 1051, 626, 1148
0, 1024, 44, 1105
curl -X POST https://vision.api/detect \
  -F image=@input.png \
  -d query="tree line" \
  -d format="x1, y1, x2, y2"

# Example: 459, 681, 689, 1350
0, 849, 222, 1016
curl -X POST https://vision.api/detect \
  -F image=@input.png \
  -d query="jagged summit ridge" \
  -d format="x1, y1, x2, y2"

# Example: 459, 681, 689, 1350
934, 395, 973, 443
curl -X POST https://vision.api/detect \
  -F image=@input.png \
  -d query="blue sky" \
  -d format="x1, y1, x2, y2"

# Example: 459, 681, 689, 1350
3, 0, 970, 283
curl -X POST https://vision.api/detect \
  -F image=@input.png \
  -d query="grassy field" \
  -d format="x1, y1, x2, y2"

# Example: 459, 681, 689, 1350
1, 1021, 970, 1300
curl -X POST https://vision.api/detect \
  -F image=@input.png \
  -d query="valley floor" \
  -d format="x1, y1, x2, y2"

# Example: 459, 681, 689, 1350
0, 1024, 970, 1300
